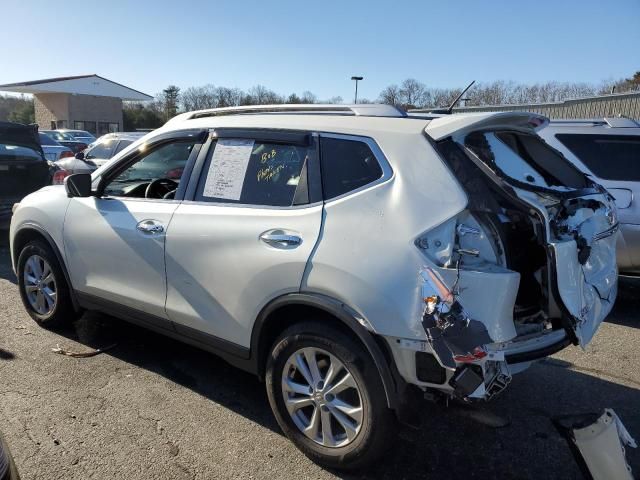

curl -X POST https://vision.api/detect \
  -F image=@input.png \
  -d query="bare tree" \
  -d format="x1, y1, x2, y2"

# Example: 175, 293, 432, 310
399, 79, 426, 108
378, 85, 402, 106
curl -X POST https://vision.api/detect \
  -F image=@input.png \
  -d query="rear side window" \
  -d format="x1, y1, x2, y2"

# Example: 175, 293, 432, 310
38, 133, 59, 146
464, 131, 588, 189
556, 134, 640, 181
195, 139, 311, 207
320, 137, 383, 199
86, 139, 116, 159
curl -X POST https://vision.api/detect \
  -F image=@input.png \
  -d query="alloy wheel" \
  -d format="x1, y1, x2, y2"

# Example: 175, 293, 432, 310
23, 254, 57, 316
281, 347, 364, 448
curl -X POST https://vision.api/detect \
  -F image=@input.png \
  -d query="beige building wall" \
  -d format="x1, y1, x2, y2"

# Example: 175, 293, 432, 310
34, 93, 70, 129
34, 93, 123, 134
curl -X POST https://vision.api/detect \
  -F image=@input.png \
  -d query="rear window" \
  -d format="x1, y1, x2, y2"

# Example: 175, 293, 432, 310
38, 133, 59, 146
320, 137, 383, 199
0, 144, 42, 161
464, 131, 588, 190
86, 139, 117, 159
556, 134, 640, 181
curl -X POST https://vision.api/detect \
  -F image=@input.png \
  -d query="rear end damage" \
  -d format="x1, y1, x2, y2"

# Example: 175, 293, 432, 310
414, 117, 618, 400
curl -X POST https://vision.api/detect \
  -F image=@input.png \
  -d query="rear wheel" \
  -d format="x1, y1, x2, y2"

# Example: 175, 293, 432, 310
17, 240, 77, 328
265, 321, 396, 470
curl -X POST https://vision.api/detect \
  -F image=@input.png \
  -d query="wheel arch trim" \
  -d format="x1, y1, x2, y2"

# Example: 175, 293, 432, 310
251, 292, 399, 410
12, 223, 80, 311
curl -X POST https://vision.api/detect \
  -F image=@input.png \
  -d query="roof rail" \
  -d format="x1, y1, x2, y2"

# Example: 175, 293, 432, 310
181, 103, 407, 120
549, 117, 640, 128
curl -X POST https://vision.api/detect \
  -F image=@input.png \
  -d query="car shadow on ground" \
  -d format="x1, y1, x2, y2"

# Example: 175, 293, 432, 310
51, 308, 640, 480
0, 231, 17, 284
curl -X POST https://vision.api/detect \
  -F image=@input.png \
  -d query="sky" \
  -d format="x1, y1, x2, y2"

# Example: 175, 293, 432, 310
2, 0, 639, 102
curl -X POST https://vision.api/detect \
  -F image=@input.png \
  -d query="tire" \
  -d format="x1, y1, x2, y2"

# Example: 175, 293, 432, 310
17, 240, 77, 329
265, 321, 396, 471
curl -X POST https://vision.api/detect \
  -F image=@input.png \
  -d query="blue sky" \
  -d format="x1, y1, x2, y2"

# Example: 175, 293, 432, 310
2, 0, 639, 102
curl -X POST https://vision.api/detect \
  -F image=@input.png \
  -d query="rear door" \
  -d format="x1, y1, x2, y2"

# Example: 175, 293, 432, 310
164, 129, 323, 349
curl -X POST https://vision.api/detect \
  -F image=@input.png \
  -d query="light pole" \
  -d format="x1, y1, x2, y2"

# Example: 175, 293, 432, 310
351, 76, 363, 104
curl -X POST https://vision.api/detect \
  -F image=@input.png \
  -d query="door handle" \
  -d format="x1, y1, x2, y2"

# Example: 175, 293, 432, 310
136, 219, 165, 235
259, 231, 302, 248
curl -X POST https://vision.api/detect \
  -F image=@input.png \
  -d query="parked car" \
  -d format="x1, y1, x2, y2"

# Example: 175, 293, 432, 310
0, 122, 54, 228
9, 105, 619, 469
539, 117, 640, 274
40, 130, 87, 153
38, 132, 74, 162
77, 132, 146, 168
0, 432, 19, 480
56, 129, 96, 145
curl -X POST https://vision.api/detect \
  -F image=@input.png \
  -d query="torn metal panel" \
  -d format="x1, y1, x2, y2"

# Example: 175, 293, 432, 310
554, 409, 637, 480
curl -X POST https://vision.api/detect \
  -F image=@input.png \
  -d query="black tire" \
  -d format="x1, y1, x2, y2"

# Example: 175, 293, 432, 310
17, 240, 77, 329
0, 432, 20, 480
265, 321, 396, 471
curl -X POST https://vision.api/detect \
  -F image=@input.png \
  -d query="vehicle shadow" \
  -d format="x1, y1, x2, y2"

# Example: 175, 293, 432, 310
0, 230, 17, 284
55, 310, 640, 480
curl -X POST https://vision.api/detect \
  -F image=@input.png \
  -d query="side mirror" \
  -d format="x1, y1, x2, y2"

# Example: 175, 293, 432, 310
75, 151, 85, 160
65, 173, 92, 198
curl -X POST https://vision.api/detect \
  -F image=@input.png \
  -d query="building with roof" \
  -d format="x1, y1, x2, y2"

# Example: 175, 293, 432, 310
438, 90, 640, 121
0, 75, 153, 136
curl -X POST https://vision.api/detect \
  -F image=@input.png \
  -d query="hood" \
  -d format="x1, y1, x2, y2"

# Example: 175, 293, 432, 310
0, 121, 44, 156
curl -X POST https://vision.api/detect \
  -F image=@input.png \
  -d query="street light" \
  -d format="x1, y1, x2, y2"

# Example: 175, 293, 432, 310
351, 76, 363, 104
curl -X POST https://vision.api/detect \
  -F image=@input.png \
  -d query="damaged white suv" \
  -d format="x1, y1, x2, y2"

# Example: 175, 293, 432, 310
10, 105, 618, 469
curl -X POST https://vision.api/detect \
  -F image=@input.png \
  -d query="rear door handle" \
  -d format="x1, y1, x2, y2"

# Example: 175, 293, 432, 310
259, 230, 302, 248
136, 219, 165, 235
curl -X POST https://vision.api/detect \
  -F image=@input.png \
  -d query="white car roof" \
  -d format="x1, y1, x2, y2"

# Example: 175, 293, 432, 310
158, 104, 549, 141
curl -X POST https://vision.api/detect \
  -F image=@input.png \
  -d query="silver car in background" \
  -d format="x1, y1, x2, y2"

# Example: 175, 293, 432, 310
539, 117, 640, 274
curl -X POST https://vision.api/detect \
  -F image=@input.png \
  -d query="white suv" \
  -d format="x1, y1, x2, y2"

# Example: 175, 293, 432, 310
9, 105, 618, 469
539, 117, 640, 274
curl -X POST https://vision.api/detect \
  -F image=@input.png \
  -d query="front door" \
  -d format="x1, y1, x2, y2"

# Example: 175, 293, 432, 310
64, 137, 201, 318
165, 130, 323, 349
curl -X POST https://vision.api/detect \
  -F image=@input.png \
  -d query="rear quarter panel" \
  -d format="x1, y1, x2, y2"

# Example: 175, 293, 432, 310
303, 131, 467, 339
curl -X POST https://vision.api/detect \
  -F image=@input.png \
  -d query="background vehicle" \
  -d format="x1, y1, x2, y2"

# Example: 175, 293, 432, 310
9, 105, 618, 469
0, 122, 52, 228
56, 129, 95, 145
539, 117, 640, 274
37, 132, 74, 161
40, 130, 87, 153
77, 132, 145, 167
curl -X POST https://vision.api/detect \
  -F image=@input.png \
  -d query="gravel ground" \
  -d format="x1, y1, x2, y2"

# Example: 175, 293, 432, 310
0, 234, 638, 479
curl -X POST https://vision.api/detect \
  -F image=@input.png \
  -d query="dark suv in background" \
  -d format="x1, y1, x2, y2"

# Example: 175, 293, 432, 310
0, 122, 53, 229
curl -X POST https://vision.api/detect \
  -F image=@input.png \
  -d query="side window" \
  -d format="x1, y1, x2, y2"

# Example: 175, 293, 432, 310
103, 140, 196, 198
195, 139, 311, 207
86, 139, 116, 159
319, 137, 383, 200
114, 140, 133, 155
556, 134, 640, 181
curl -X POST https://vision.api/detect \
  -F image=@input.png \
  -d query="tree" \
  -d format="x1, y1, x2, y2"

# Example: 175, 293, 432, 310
7, 100, 34, 124
378, 85, 402, 106
123, 102, 164, 130
399, 79, 426, 108
159, 85, 180, 120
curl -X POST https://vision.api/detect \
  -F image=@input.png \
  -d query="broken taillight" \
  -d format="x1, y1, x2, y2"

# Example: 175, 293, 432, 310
453, 346, 488, 363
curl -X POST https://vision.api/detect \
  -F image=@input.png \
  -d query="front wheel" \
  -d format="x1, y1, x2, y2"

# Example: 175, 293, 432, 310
17, 240, 77, 329
265, 322, 396, 470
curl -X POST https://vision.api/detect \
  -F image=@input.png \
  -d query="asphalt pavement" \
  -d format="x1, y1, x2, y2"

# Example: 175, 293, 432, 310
0, 233, 638, 479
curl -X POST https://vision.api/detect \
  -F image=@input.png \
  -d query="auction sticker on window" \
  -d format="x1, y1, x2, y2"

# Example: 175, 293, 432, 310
203, 139, 254, 200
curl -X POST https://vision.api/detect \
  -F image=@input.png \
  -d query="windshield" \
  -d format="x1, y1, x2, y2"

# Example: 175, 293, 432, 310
463, 131, 589, 190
